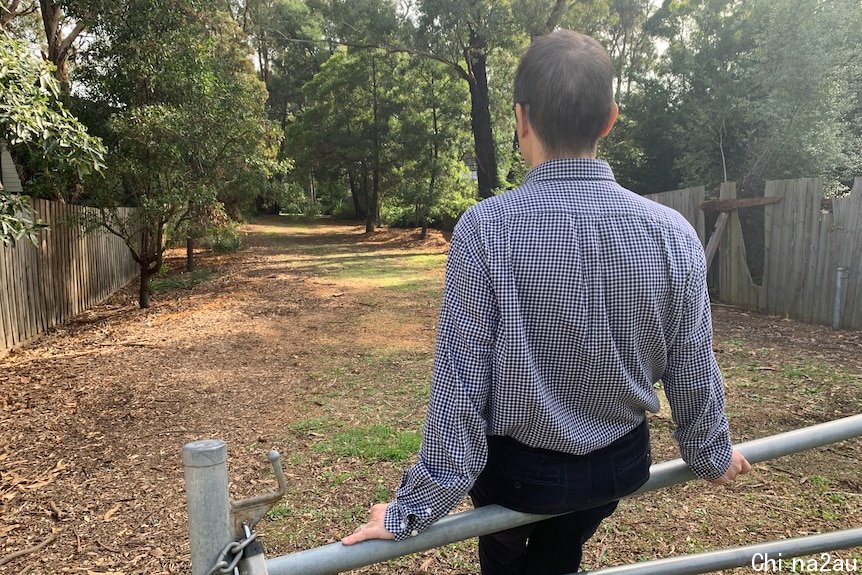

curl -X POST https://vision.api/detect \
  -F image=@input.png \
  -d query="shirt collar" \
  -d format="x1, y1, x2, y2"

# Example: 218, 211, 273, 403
523, 158, 617, 185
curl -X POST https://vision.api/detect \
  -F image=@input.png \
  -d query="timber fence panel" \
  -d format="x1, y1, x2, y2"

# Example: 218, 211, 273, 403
0, 199, 139, 355
0, 243, 13, 349
764, 180, 781, 314
813, 209, 833, 326
829, 185, 854, 328
800, 179, 822, 323
645, 187, 707, 245
647, 176, 861, 330
717, 182, 762, 309
840, 179, 862, 328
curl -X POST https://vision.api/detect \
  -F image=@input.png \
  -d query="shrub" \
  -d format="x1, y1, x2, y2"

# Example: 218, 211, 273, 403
208, 224, 242, 253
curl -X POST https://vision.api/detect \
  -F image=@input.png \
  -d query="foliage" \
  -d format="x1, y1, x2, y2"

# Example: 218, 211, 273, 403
5, 0, 860, 265
74, 1, 280, 307
0, 188, 46, 246
386, 57, 475, 229
0, 34, 104, 176
207, 223, 243, 254
621, 0, 862, 194
0, 32, 105, 244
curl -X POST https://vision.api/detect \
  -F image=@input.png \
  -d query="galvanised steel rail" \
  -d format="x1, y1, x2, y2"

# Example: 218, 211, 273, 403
183, 413, 862, 575
580, 527, 862, 575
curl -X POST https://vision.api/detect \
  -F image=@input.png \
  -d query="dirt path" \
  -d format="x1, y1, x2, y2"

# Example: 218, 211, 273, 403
1, 217, 860, 574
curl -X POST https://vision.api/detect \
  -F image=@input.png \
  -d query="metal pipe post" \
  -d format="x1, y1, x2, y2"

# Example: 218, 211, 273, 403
266, 414, 862, 575
183, 439, 234, 575
833, 267, 850, 330
580, 527, 862, 575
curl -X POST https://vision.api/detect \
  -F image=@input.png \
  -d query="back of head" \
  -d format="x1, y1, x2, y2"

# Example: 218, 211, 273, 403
513, 30, 615, 157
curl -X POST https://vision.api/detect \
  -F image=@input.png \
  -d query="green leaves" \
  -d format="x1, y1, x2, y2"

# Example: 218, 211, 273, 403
0, 189, 47, 247
0, 33, 106, 180
0, 32, 106, 243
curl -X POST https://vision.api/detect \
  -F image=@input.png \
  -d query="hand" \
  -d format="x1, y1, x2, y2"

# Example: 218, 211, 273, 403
709, 449, 752, 485
341, 503, 396, 545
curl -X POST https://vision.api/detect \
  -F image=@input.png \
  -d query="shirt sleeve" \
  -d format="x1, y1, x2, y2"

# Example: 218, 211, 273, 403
384, 214, 497, 540
662, 244, 734, 480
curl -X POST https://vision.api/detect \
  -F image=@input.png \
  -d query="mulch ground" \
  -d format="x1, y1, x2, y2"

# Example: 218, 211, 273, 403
1, 217, 860, 575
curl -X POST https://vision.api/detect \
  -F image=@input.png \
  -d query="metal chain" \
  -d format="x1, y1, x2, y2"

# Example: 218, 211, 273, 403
205, 525, 258, 575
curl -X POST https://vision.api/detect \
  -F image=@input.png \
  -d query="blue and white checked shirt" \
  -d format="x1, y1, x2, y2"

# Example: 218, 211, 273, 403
383, 159, 733, 540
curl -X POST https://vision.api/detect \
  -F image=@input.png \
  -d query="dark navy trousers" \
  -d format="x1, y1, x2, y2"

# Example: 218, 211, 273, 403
469, 420, 652, 575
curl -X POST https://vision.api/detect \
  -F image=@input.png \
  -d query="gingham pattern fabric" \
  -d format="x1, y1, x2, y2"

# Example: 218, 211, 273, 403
383, 159, 732, 540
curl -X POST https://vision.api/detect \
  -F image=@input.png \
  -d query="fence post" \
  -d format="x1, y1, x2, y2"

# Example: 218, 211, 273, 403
183, 439, 234, 575
833, 267, 850, 330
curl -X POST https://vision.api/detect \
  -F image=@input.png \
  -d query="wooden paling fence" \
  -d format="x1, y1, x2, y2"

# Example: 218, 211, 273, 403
649, 177, 862, 330
645, 185, 707, 246
0, 198, 139, 354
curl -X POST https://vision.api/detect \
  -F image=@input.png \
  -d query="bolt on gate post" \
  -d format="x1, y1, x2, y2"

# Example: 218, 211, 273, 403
183, 439, 234, 575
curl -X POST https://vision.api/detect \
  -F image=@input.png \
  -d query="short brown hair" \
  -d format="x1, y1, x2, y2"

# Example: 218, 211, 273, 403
513, 30, 615, 156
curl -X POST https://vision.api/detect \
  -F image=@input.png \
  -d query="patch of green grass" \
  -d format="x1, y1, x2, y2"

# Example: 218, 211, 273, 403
326, 471, 356, 487
289, 251, 445, 289
389, 280, 442, 296
374, 484, 390, 502
827, 492, 847, 504
810, 475, 830, 490
289, 416, 335, 436
315, 424, 421, 462
401, 253, 447, 269
267, 503, 292, 520
149, 268, 218, 293
783, 364, 808, 379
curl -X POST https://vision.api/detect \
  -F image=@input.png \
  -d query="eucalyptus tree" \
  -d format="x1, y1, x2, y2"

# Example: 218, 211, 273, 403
643, 0, 862, 194
391, 57, 474, 236
411, 0, 519, 199
289, 46, 401, 231
77, 0, 278, 307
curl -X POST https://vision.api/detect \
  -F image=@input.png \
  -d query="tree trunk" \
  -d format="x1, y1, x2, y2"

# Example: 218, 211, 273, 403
138, 268, 152, 309
362, 167, 373, 233
186, 236, 194, 272
368, 53, 381, 233
39, 1, 84, 97
465, 38, 499, 199
348, 171, 364, 219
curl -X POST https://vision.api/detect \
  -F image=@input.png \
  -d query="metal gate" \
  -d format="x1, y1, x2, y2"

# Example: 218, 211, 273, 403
183, 414, 862, 575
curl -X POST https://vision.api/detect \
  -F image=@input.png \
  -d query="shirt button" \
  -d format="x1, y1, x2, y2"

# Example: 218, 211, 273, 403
411, 530, 419, 537
425, 508, 432, 515
400, 522, 406, 529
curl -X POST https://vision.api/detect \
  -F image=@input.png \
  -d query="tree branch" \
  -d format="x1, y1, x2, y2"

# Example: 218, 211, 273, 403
267, 29, 471, 82
57, 20, 86, 60
540, 0, 569, 37
0, 533, 57, 567
1, 0, 21, 28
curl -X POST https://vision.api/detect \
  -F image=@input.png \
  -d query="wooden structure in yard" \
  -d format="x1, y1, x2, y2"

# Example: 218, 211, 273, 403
648, 177, 862, 330
1, 143, 24, 193
644, 185, 707, 245
0, 198, 139, 355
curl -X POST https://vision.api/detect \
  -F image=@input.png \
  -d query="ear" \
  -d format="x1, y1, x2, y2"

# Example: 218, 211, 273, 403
598, 102, 619, 138
515, 103, 530, 141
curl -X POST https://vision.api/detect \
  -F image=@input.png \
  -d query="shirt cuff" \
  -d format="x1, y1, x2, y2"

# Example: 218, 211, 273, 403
384, 501, 431, 541
687, 441, 734, 480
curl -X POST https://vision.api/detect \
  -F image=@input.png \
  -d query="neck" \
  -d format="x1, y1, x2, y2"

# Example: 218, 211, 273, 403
526, 143, 597, 167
